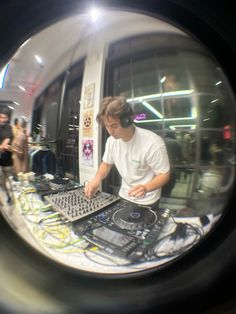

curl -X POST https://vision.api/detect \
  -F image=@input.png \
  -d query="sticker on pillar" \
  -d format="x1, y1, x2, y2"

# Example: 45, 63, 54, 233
84, 83, 95, 109
83, 110, 93, 137
82, 139, 94, 167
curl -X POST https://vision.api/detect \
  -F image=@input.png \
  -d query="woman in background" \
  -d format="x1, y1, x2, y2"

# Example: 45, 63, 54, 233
12, 118, 20, 138
10, 117, 29, 174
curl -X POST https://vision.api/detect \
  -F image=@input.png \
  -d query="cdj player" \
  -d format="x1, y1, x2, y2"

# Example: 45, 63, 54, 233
33, 175, 81, 198
72, 200, 171, 262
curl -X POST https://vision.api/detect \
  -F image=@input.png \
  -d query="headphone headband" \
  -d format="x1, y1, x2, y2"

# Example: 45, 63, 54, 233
97, 96, 133, 128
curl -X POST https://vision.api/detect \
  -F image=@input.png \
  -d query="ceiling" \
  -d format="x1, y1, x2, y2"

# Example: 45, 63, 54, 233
1, 9, 184, 99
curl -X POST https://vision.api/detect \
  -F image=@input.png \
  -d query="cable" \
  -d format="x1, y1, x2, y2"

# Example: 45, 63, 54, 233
152, 221, 204, 259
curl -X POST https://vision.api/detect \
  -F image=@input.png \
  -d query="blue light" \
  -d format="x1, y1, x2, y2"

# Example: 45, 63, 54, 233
0, 63, 9, 88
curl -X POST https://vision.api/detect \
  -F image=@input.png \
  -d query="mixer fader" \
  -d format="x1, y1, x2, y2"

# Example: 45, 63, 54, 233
44, 188, 120, 221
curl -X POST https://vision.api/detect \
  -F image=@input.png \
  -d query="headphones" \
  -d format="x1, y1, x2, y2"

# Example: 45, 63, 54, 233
119, 102, 133, 128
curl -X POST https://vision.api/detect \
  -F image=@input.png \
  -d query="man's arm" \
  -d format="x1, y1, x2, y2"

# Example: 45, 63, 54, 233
0, 138, 11, 152
84, 161, 113, 198
128, 172, 170, 198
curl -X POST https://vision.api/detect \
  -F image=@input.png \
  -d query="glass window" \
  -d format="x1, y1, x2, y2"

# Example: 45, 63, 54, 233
199, 96, 231, 129
112, 63, 132, 98
132, 56, 159, 97
183, 52, 223, 93
58, 75, 83, 180
104, 33, 235, 207
163, 97, 192, 118
199, 130, 227, 165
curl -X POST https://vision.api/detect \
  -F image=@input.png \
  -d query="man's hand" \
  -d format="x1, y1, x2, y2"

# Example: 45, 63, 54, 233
128, 173, 170, 199
0, 138, 11, 152
84, 180, 100, 199
3, 144, 12, 151
84, 162, 112, 198
0, 144, 11, 152
128, 184, 147, 198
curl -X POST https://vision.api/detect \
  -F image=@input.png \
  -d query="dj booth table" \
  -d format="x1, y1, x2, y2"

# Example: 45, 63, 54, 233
1, 175, 221, 275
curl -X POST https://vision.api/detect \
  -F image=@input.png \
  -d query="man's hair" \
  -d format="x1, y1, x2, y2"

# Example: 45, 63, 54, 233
18, 117, 27, 129
0, 106, 10, 117
96, 96, 133, 127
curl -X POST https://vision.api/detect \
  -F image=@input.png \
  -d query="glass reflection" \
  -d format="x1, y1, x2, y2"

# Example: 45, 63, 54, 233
0, 9, 235, 275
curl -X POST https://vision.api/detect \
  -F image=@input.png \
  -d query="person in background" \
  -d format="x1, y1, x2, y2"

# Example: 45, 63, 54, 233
84, 96, 170, 209
10, 117, 29, 174
0, 107, 13, 203
162, 74, 178, 118
12, 118, 20, 138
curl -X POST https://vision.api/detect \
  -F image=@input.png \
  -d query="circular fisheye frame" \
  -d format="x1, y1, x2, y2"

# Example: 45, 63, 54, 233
0, 7, 235, 276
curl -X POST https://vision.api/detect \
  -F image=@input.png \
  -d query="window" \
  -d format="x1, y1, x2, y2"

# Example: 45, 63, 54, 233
104, 33, 235, 208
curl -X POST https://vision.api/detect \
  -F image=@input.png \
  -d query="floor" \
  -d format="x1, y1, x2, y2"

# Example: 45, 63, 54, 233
0, 178, 229, 314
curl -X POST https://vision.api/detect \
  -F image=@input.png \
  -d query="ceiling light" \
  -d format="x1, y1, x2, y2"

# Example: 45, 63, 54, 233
135, 117, 195, 124
18, 85, 26, 91
169, 124, 196, 130
127, 90, 194, 103
160, 76, 166, 83
89, 7, 100, 22
162, 90, 193, 97
211, 98, 219, 103
142, 101, 163, 118
35, 54, 43, 64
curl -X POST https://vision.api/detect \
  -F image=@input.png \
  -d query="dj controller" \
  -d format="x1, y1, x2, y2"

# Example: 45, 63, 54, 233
45, 187, 171, 262
72, 199, 171, 262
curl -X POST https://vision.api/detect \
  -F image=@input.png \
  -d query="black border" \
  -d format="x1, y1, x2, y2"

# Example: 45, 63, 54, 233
1, 1, 236, 313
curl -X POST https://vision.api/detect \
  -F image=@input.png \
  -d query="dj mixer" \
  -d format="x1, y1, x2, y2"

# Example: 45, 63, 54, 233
44, 187, 120, 221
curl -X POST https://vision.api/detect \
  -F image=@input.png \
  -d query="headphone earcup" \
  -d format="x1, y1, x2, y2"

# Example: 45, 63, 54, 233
120, 116, 132, 128
120, 103, 133, 128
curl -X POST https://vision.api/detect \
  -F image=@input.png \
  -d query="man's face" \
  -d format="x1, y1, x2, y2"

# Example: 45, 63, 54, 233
0, 113, 9, 125
103, 116, 127, 140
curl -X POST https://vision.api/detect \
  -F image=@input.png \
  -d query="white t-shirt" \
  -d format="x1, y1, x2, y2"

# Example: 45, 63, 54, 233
102, 126, 170, 205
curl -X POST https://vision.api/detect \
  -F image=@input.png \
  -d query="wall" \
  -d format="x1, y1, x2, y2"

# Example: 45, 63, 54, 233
79, 35, 107, 184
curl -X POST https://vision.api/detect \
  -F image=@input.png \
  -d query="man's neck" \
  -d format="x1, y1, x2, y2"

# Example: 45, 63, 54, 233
122, 125, 135, 142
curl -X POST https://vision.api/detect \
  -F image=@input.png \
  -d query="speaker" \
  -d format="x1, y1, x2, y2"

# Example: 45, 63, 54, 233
119, 102, 133, 128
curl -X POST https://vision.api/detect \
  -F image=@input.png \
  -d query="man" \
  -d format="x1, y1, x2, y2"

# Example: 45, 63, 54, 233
84, 96, 170, 208
0, 108, 13, 203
